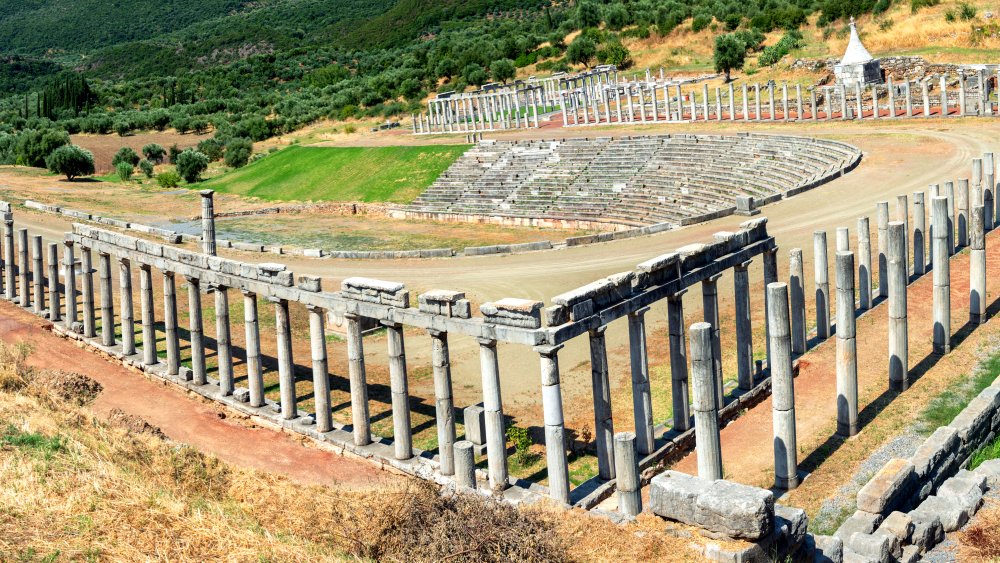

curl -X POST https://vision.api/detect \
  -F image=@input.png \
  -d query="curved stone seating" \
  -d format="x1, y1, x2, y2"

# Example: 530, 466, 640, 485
406, 133, 861, 228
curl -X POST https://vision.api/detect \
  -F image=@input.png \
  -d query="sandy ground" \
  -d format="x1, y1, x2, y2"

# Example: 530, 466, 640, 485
3, 116, 998, 488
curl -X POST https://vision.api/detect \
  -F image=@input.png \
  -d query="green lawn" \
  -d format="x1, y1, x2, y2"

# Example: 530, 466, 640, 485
202, 144, 470, 203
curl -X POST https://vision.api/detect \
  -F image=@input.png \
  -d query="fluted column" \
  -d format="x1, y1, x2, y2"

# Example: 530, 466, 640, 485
80, 246, 95, 337
768, 282, 798, 490
139, 265, 156, 366
346, 313, 371, 445
628, 307, 655, 455
308, 304, 332, 432
31, 236, 43, 315
274, 297, 297, 419
119, 258, 134, 355
877, 201, 889, 299
187, 276, 206, 385
63, 240, 77, 327
17, 229, 28, 308
98, 252, 114, 347
479, 337, 508, 489
888, 222, 909, 391
914, 193, 927, 275
215, 287, 233, 395
667, 290, 690, 430
430, 329, 456, 476
691, 322, 722, 480
385, 321, 412, 460
734, 260, 754, 389
932, 197, 951, 354
702, 274, 724, 409
537, 344, 570, 504
242, 291, 264, 407
47, 243, 60, 322
589, 327, 616, 480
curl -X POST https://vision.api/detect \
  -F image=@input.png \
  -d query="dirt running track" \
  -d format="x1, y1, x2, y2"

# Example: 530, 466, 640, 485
0, 302, 389, 488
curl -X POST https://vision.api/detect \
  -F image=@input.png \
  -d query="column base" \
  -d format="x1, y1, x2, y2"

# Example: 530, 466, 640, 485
774, 474, 801, 490
836, 422, 857, 438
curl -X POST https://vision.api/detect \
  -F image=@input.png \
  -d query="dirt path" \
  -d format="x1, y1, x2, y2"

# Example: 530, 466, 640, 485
0, 301, 391, 489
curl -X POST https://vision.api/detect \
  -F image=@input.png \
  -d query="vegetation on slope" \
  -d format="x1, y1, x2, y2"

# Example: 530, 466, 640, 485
202, 144, 469, 203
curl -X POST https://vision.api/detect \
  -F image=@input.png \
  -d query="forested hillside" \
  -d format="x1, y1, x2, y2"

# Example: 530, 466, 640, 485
0, 0, 902, 175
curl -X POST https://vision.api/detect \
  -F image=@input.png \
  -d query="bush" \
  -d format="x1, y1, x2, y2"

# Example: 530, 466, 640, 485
197, 138, 224, 162
168, 144, 180, 165
142, 143, 166, 163
506, 426, 534, 465
223, 137, 252, 168
960, 2, 977, 20
945, 9, 956, 22
45, 145, 94, 181
138, 159, 154, 178
156, 170, 181, 189
111, 147, 140, 167
116, 161, 133, 182
910, 0, 940, 13
175, 149, 209, 183
113, 120, 131, 137
692, 14, 712, 33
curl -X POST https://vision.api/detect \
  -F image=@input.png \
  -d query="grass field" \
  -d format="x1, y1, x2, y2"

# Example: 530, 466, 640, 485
202, 144, 469, 203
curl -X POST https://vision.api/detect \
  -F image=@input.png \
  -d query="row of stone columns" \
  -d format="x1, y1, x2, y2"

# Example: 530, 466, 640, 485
418, 87, 544, 134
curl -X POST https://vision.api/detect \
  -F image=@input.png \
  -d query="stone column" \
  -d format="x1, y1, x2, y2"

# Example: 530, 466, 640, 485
615, 432, 641, 517
957, 178, 970, 248
162, 271, 179, 375
906, 81, 913, 117
98, 252, 114, 347
888, 78, 895, 118
945, 181, 956, 255
47, 243, 60, 322
835, 252, 858, 437
858, 217, 873, 310
31, 236, 43, 315
628, 308, 655, 455
742, 83, 749, 121
914, 192, 927, 275
871, 85, 879, 120
346, 313, 371, 446
80, 246, 94, 337
119, 258, 134, 355
589, 327, 616, 480
308, 304, 332, 433
814, 231, 831, 340
877, 201, 889, 299
888, 222, 909, 391
836, 227, 850, 252
426, 329, 456, 475
479, 338, 508, 489
2, 217, 13, 301
922, 80, 930, 116
782, 83, 789, 121
734, 260, 755, 389
187, 276, 206, 385
702, 83, 710, 120
242, 291, 264, 407
729, 83, 736, 120
768, 83, 776, 120
537, 344, 570, 504
702, 274, 724, 409
690, 322, 723, 480
63, 240, 77, 327
971, 205, 987, 324
940, 75, 948, 116
810, 88, 818, 121
385, 321, 412, 460
755, 83, 762, 121
932, 196, 951, 354
763, 248, 779, 369
796, 84, 803, 119
454, 441, 475, 489
139, 265, 156, 366
215, 287, 233, 395
667, 291, 690, 430
274, 298, 297, 419
855, 82, 863, 119
897, 194, 910, 276
17, 229, 28, 308
768, 282, 798, 490
789, 249, 807, 355
200, 190, 217, 256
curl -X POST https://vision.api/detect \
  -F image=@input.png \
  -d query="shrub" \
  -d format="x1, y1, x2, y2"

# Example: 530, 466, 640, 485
167, 144, 180, 165
960, 2, 977, 20
138, 159, 154, 178
506, 426, 534, 465
111, 147, 140, 167
113, 120, 131, 137
45, 145, 94, 181
223, 137, 252, 168
175, 149, 209, 183
156, 170, 181, 189
115, 161, 133, 182
910, 0, 940, 13
692, 14, 712, 33
197, 138, 224, 162
945, 9, 956, 22
142, 143, 166, 163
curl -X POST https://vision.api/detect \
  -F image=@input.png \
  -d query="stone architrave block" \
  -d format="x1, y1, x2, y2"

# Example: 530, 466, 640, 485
835, 511, 881, 542
463, 405, 486, 446
418, 289, 466, 317
937, 469, 986, 512
649, 471, 774, 541
341, 277, 409, 308
480, 298, 543, 329
297, 275, 322, 292
634, 252, 679, 289
910, 496, 968, 532
856, 458, 916, 515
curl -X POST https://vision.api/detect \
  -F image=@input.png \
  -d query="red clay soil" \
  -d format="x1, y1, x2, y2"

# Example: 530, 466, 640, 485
673, 227, 1000, 493
0, 302, 390, 489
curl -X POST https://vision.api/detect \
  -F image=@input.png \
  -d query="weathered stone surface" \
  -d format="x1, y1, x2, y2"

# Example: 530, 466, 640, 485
949, 386, 1000, 445
910, 426, 959, 480
774, 504, 807, 554
841, 546, 875, 563
900, 545, 920, 563
973, 458, 1000, 488
296, 275, 321, 292
847, 532, 890, 562
937, 469, 986, 512
463, 404, 486, 445
911, 495, 968, 532
809, 534, 843, 563
551, 271, 634, 313
875, 511, 913, 544
835, 511, 881, 542
233, 387, 251, 403
342, 276, 409, 308
634, 252, 678, 288
649, 471, 774, 541
907, 511, 943, 552
480, 297, 543, 328
856, 458, 916, 515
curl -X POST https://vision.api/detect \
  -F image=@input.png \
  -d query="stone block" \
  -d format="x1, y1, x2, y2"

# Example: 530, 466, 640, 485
480, 298, 543, 329
774, 504, 807, 554
544, 305, 569, 326
950, 386, 1000, 446
835, 511, 881, 542
232, 387, 250, 403
841, 547, 875, 563
649, 471, 774, 541
911, 495, 967, 532
303, 248, 324, 258
900, 545, 920, 563
911, 426, 959, 481
297, 275, 322, 292
847, 533, 890, 563
856, 458, 916, 515
908, 511, 943, 552
452, 299, 471, 319
937, 469, 986, 512
634, 252, 679, 288
463, 405, 486, 445
551, 271, 634, 312
973, 458, 1000, 489
418, 289, 466, 316
808, 534, 843, 563
875, 511, 913, 544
